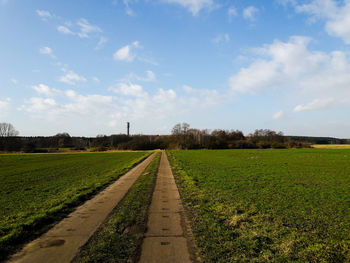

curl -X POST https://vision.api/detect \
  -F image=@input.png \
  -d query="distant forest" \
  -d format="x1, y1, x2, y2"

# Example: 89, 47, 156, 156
0, 122, 349, 152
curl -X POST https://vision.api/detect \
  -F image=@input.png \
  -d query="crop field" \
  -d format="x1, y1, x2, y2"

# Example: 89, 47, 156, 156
0, 151, 148, 260
168, 149, 350, 262
312, 144, 350, 149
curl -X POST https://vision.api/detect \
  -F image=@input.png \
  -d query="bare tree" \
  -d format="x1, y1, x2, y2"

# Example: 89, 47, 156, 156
182, 122, 190, 134
0, 123, 19, 137
171, 123, 182, 135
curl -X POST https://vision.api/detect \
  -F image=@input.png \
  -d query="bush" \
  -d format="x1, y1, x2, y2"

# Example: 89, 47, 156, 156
90, 146, 108, 152
71, 147, 86, 151
271, 142, 287, 149
257, 141, 271, 149
22, 143, 36, 153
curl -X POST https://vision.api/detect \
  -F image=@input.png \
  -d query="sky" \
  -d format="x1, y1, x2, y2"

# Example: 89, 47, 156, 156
1, 0, 350, 137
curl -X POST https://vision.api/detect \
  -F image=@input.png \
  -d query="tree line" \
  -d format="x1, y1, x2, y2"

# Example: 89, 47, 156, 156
168, 123, 311, 149
0, 122, 317, 152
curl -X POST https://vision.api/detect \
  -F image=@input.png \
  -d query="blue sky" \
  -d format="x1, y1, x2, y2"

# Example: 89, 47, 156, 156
1, 0, 350, 137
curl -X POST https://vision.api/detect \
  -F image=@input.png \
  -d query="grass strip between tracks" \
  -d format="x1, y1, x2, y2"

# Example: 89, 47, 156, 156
73, 152, 161, 263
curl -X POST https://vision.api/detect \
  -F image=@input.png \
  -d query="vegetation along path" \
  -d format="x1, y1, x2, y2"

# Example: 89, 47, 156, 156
139, 151, 197, 263
7, 152, 156, 263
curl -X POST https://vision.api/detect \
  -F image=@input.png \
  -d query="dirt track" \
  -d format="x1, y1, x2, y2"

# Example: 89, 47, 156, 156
7, 153, 156, 263
139, 151, 194, 263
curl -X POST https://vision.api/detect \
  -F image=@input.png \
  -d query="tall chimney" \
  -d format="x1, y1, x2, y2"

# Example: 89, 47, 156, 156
127, 122, 130, 136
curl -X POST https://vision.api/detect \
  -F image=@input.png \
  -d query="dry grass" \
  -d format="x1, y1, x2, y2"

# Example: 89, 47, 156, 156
312, 144, 350, 149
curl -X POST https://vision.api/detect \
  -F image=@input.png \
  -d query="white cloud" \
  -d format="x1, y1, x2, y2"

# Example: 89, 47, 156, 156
112, 0, 136, 16
95, 36, 108, 50
294, 98, 335, 112
0, 98, 10, 117
130, 70, 156, 82
21, 91, 114, 121
182, 84, 221, 106
272, 110, 285, 120
39, 46, 52, 54
123, 0, 136, 16
229, 36, 350, 99
228, 6, 237, 16
59, 69, 87, 85
290, 0, 350, 44
57, 25, 75, 35
39, 46, 55, 58
113, 41, 140, 62
10, 78, 18, 84
243, 6, 259, 21
162, 0, 216, 15
119, 87, 180, 121
57, 19, 102, 39
137, 56, 159, 66
114, 46, 134, 62
294, 0, 337, 18
117, 71, 156, 85
228, 6, 238, 20
65, 92, 113, 108
21, 82, 222, 133
32, 84, 61, 97
229, 58, 281, 94
36, 10, 53, 20
23, 97, 57, 113
77, 18, 102, 38
132, 41, 140, 48
212, 33, 230, 44
182, 85, 194, 93
92, 76, 100, 82
109, 82, 147, 97
153, 88, 176, 103
112, 41, 157, 65
107, 82, 221, 124
142, 70, 156, 82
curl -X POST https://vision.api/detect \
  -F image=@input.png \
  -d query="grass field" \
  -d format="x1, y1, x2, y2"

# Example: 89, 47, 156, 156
168, 149, 350, 262
73, 152, 160, 263
0, 151, 149, 260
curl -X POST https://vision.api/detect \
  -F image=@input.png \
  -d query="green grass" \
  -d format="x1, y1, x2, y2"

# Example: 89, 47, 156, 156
168, 149, 350, 262
73, 152, 160, 263
0, 151, 150, 260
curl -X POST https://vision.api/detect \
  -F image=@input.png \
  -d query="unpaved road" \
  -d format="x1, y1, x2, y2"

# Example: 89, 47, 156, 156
7, 152, 156, 263
139, 151, 194, 263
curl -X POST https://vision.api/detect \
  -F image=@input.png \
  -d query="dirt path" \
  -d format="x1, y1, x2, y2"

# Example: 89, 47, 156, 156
139, 151, 195, 263
8, 152, 156, 263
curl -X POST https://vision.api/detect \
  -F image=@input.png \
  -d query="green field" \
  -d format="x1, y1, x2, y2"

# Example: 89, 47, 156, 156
0, 151, 149, 260
168, 149, 350, 262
